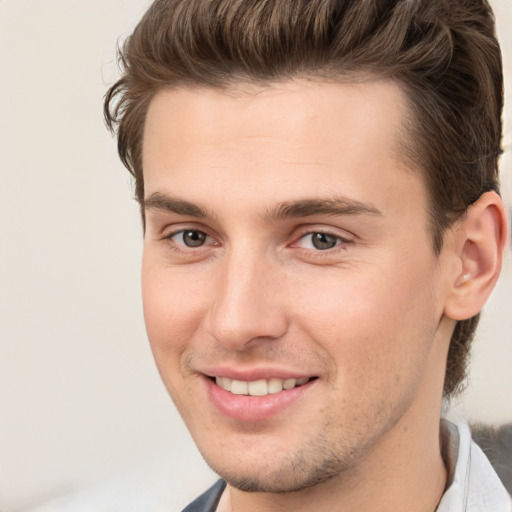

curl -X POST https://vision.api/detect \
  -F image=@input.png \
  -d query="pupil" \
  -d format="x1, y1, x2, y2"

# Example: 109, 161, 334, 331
183, 230, 206, 247
312, 233, 337, 250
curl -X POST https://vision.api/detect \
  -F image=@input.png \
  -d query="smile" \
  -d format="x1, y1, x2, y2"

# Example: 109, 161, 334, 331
214, 376, 312, 396
204, 373, 318, 421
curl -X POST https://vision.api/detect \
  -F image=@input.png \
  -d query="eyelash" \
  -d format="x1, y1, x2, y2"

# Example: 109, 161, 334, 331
161, 227, 352, 256
290, 229, 352, 258
162, 229, 216, 252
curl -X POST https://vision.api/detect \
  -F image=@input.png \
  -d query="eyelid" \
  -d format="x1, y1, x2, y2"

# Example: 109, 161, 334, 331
160, 225, 219, 251
160, 221, 213, 240
290, 226, 354, 253
293, 225, 353, 242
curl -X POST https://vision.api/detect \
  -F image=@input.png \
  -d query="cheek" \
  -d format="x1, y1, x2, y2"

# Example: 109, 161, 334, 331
141, 255, 209, 376
141, 261, 214, 422
291, 260, 438, 389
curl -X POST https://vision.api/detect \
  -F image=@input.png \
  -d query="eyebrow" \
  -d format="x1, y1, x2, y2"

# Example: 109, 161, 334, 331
265, 198, 383, 220
143, 192, 383, 221
144, 192, 212, 218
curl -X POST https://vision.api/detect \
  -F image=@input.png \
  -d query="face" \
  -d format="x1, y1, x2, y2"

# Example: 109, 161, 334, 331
141, 80, 454, 492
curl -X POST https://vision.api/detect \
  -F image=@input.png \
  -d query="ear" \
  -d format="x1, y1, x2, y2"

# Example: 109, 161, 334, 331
444, 191, 510, 321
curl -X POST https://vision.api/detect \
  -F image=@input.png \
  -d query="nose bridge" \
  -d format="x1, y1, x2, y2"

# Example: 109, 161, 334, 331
207, 242, 287, 350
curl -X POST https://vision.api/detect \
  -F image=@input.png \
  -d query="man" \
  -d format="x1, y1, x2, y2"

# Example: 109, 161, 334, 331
104, 0, 511, 510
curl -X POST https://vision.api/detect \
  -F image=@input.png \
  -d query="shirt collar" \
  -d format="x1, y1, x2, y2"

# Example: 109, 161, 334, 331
437, 419, 512, 512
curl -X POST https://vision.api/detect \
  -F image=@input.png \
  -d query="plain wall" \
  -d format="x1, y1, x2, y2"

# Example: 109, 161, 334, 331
0, 1, 510, 510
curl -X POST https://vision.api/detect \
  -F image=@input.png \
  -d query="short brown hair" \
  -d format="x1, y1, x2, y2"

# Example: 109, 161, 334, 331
104, 0, 504, 398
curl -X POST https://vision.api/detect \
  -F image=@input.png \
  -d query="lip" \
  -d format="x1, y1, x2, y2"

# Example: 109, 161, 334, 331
202, 373, 317, 422
202, 366, 313, 381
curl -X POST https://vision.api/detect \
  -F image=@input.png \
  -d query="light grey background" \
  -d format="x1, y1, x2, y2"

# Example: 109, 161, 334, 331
0, 1, 510, 510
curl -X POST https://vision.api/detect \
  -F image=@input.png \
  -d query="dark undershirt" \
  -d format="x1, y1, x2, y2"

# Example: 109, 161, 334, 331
181, 480, 226, 512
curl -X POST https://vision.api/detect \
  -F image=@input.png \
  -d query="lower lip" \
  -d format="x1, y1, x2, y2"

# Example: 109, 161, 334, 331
204, 377, 316, 422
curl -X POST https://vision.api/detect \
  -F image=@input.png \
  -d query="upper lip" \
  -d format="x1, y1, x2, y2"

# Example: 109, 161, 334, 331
201, 366, 316, 381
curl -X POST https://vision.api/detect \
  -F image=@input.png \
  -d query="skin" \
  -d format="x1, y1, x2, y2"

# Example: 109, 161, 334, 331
140, 80, 478, 511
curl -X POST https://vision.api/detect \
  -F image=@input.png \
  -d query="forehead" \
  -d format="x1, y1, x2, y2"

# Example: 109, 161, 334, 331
142, 79, 424, 219
143, 78, 409, 160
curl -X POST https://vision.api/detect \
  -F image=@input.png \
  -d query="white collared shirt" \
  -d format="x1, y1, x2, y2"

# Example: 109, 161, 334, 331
437, 420, 512, 512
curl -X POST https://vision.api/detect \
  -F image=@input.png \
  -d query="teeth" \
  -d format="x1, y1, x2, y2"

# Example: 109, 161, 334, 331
268, 378, 284, 394
215, 376, 311, 396
283, 378, 296, 390
248, 379, 268, 396
216, 376, 231, 391
230, 380, 248, 395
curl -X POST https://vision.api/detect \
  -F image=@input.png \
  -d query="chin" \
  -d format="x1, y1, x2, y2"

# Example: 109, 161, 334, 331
219, 470, 340, 494
199, 439, 360, 493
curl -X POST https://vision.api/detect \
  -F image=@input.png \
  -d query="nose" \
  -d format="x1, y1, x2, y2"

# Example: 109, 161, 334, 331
205, 248, 289, 351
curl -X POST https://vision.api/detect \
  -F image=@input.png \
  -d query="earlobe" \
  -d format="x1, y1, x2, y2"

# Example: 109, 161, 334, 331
444, 191, 509, 321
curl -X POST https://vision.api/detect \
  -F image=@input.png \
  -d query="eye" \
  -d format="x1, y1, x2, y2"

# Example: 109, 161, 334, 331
297, 232, 344, 250
170, 229, 209, 248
